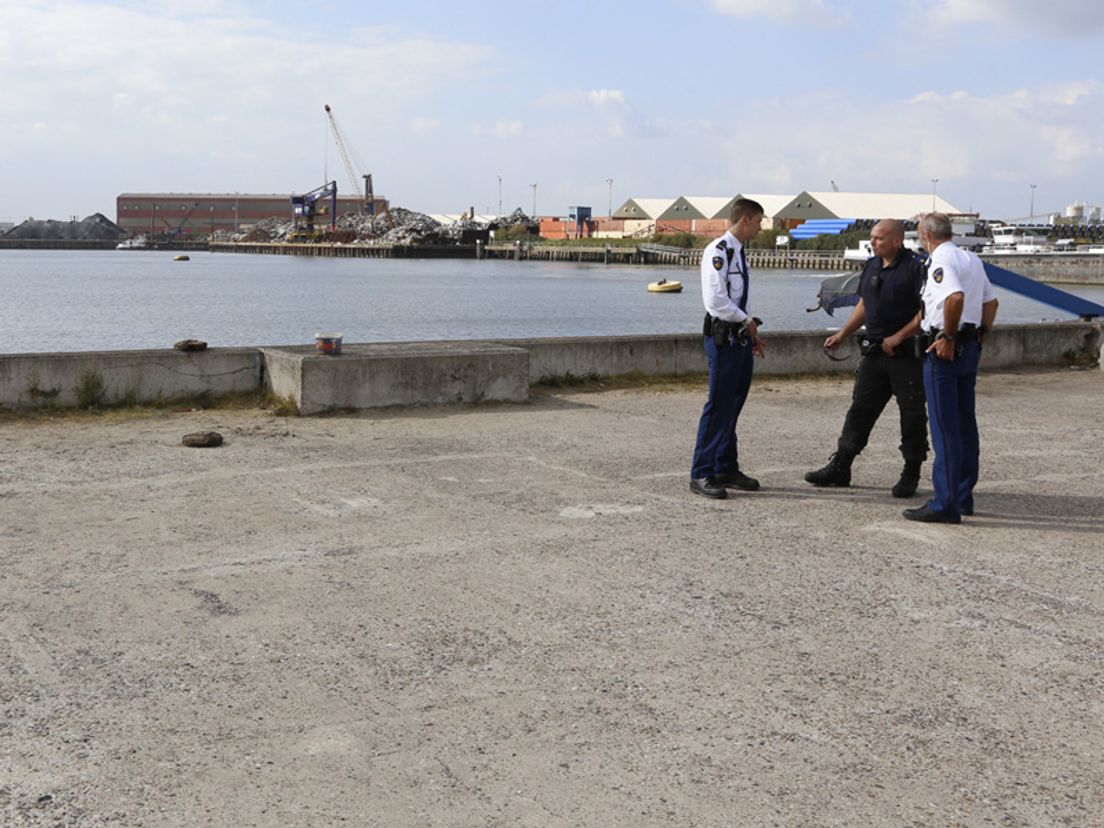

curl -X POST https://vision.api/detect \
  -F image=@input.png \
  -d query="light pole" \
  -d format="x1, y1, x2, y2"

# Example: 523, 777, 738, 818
606, 178, 613, 221
1029, 184, 1037, 218
930, 178, 938, 212
151, 203, 158, 238
209, 205, 215, 237
530, 182, 537, 218
497, 175, 502, 218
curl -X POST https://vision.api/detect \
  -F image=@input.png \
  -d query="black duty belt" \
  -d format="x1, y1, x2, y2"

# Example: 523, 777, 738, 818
925, 323, 979, 347
858, 334, 924, 358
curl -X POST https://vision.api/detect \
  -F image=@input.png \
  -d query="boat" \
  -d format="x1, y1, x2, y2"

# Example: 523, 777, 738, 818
115, 236, 149, 250
843, 231, 924, 262
173, 254, 190, 261
647, 278, 683, 293
843, 239, 873, 262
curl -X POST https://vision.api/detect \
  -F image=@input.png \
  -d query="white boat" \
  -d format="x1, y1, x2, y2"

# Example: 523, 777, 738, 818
843, 232, 923, 262
116, 236, 149, 250
842, 240, 872, 262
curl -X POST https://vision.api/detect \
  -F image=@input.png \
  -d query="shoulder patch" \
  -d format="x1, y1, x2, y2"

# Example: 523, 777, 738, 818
932, 267, 944, 284
712, 256, 725, 271
715, 239, 728, 250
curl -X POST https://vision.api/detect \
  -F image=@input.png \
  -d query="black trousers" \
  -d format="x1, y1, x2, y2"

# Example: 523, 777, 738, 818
837, 352, 928, 462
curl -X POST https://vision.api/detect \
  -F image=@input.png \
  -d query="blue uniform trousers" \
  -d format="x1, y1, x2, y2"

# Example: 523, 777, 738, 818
691, 335, 754, 479
923, 341, 981, 517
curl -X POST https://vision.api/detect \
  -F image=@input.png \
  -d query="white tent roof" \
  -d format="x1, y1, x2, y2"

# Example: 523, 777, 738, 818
626, 198, 676, 219
738, 193, 796, 219
802, 192, 961, 219
680, 196, 735, 219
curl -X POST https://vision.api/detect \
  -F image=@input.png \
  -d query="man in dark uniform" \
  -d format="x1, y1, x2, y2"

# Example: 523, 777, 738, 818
690, 198, 766, 499
804, 219, 928, 497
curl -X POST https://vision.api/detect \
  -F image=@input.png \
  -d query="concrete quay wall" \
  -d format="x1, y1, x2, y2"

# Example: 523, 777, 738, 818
0, 323, 1098, 412
507, 322, 1101, 383
0, 348, 263, 410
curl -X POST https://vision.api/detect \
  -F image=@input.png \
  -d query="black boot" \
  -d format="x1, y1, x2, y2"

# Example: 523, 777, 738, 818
804, 451, 853, 487
892, 460, 922, 498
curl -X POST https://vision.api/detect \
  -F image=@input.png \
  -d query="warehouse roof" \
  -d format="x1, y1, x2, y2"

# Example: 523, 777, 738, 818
613, 198, 676, 220
776, 191, 960, 220
738, 193, 797, 219
661, 196, 736, 220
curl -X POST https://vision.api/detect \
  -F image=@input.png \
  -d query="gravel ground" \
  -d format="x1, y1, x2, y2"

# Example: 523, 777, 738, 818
1, 369, 1102, 826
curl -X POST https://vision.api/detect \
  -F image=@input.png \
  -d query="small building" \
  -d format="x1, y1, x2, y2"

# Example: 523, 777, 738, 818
116, 192, 389, 238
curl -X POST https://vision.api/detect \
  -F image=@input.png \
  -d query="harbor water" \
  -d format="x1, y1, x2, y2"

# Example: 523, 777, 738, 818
2, 250, 1102, 354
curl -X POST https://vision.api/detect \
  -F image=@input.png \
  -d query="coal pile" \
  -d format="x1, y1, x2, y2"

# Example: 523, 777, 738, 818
3, 213, 126, 241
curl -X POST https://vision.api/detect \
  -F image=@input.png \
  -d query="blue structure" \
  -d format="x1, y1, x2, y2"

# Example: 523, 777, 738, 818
983, 262, 1103, 319
789, 218, 856, 240
568, 206, 592, 237
811, 261, 1104, 320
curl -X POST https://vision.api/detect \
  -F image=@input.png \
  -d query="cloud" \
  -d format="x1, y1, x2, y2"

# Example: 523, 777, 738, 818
587, 89, 626, 106
471, 120, 524, 139
715, 80, 1104, 214
932, 0, 1104, 36
540, 87, 660, 139
409, 116, 441, 134
0, 2, 496, 149
709, 0, 849, 27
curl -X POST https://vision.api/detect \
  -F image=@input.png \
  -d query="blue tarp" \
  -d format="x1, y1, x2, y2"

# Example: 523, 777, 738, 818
790, 218, 856, 240
982, 262, 1103, 319
810, 261, 1104, 319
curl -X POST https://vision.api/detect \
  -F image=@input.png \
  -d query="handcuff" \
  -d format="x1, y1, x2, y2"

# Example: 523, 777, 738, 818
823, 340, 854, 362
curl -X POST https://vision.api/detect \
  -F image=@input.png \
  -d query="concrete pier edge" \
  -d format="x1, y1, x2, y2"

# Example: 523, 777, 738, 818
0, 322, 1098, 414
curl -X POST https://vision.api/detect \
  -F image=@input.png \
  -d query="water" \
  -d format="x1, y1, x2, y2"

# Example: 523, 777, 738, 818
2, 249, 1101, 354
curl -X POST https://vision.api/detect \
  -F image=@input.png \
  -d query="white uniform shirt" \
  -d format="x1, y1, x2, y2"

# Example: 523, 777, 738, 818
921, 241, 997, 332
700, 230, 749, 323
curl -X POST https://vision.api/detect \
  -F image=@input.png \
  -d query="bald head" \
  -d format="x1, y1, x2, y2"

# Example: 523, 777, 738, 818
873, 219, 905, 241
869, 218, 905, 264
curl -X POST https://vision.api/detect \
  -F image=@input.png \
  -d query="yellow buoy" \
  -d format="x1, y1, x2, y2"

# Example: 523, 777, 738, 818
647, 279, 682, 293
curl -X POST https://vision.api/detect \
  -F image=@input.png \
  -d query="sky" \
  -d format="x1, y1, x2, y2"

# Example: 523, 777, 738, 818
2, 0, 1103, 224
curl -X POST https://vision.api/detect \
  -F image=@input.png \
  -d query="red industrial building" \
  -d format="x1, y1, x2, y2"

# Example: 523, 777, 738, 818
115, 192, 389, 238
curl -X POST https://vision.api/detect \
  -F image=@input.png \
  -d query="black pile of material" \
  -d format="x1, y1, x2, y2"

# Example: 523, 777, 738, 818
2, 213, 127, 241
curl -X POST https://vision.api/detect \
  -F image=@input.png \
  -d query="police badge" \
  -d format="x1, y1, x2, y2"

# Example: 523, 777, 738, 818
932, 267, 944, 283
712, 256, 725, 271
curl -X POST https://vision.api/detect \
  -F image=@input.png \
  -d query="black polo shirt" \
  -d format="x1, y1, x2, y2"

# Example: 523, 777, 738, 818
858, 249, 924, 340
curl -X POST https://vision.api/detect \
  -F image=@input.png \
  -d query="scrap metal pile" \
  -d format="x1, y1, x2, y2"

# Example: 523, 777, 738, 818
223, 206, 536, 246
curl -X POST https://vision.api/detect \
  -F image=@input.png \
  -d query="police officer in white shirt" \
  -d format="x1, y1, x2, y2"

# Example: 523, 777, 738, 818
904, 213, 999, 523
690, 198, 766, 499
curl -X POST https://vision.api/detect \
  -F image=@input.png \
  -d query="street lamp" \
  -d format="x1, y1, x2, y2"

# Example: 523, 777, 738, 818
151, 203, 158, 238
497, 175, 502, 218
930, 178, 938, 212
606, 178, 613, 221
209, 205, 215, 237
1030, 184, 1037, 218
530, 182, 537, 218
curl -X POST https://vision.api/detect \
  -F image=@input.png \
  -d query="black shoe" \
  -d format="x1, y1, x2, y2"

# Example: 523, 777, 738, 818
690, 478, 727, 499
903, 505, 961, 524
891, 460, 922, 498
714, 470, 760, 491
804, 452, 852, 487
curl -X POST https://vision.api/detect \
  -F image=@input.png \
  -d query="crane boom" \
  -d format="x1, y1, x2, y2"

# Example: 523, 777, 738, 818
324, 104, 372, 214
